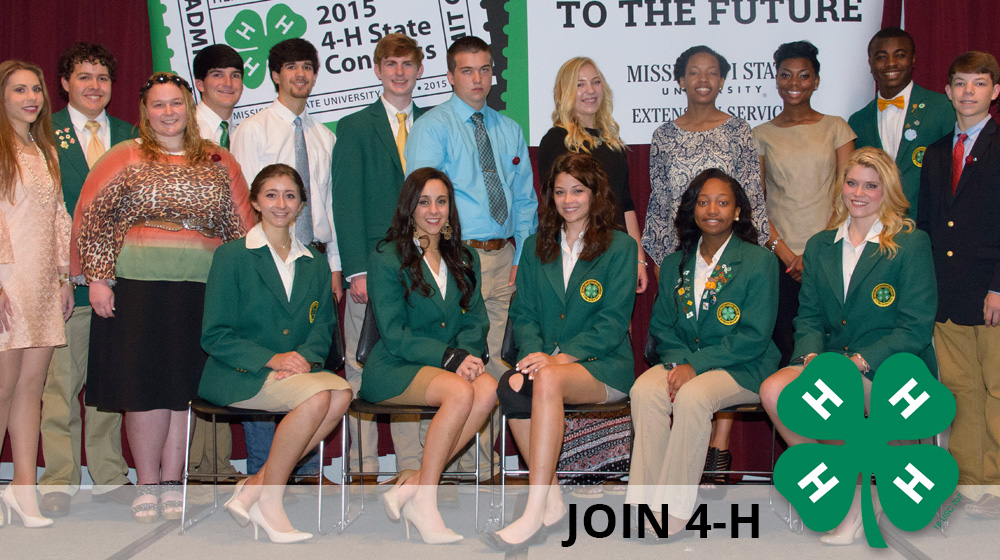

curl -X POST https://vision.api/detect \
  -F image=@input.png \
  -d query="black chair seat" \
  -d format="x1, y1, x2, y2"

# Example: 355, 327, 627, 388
349, 399, 440, 416
189, 397, 277, 418
564, 399, 630, 414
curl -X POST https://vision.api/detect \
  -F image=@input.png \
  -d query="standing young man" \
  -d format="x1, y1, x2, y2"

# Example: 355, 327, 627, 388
332, 33, 426, 480
39, 42, 136, 516
917, 51, 1000, 519
848, 27, 955, 217
186, 44, 246, 480
406, 36, 537, 478
230, 38, 341, 485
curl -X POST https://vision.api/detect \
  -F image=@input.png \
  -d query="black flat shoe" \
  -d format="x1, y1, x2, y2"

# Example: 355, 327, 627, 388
543, 510, 569, 535
479, 527, 547, 551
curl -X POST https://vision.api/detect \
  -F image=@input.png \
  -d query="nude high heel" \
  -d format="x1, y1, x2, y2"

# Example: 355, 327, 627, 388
1, 486, 54, 528
223, 478, 251, 527
382, 469, 417, 521
400, 501, 463, 544
247, 502, 312, 544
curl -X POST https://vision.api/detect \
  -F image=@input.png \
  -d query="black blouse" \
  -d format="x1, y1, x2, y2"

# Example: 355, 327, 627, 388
537, 126, 633, 229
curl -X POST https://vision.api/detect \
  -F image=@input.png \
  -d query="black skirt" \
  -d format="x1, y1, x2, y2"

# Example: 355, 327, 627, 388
86, 279, 208, 412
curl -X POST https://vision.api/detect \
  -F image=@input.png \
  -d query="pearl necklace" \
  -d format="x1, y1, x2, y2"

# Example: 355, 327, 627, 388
15, 134, 55, 206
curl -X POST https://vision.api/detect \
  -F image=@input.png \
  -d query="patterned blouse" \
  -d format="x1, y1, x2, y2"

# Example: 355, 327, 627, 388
71, 140, 254, 283
641, 117, 768, 266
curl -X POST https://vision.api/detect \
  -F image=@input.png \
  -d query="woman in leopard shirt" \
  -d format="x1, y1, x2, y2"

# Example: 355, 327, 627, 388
71, 72, 254, 523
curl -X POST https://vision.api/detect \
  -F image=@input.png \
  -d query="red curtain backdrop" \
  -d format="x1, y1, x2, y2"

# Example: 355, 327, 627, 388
3, 0, 1000, 470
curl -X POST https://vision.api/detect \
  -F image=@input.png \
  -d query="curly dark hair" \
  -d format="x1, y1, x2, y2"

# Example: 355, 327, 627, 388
674, 168, 758, 278
674, 45, 731, 84
536, 152, 617, 264
774, 40, 820, 74
377, 168, 477, 309
56, 42, 117, 101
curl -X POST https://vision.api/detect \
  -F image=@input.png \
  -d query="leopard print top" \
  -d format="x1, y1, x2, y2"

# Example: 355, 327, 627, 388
76, 142, 251, 281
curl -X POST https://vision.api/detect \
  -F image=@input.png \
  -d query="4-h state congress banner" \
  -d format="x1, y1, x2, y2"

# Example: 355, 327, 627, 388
149, 0, 882, 145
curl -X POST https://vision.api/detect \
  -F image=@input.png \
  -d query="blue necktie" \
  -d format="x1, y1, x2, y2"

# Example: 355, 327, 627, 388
293, 116, 313, 244
471, 112, 507, 226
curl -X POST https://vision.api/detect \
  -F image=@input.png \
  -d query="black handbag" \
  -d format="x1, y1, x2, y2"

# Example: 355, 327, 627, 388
355, 301, 380, 366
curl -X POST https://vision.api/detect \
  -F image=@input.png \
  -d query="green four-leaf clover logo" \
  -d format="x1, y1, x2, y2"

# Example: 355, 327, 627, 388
720, 306, 736, 322
774, 353, 958, 547
225, 4, 307, 89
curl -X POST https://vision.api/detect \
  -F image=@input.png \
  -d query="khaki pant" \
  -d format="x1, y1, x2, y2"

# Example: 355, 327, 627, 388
625, 366, 759, 519
449, 244, 512, 475
344, 288, 423, 472
934, 320, 1000, 499
39, 306, 129, 495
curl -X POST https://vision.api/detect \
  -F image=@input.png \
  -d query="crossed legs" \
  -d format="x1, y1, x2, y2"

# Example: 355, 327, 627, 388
496, 363, 607, 544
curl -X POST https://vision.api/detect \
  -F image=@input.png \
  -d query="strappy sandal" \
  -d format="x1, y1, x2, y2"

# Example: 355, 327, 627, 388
699, 448, 731, 500
132, 484, 160, 524
159, 481, 183, 520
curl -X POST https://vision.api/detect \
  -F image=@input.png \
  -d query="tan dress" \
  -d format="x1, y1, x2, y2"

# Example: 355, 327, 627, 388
0, 148, 71, 351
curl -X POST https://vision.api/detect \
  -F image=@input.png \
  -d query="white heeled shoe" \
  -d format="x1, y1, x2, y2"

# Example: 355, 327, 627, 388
247, 502, 312, 544
400, 501, 463, 544
223, 478, 251, 527
2, 486, 54, 528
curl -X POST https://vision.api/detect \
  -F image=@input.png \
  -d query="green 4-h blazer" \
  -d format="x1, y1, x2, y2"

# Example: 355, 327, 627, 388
361, 244, 489, 403
332, 101, 426, 279
199, 238, 337, 406
510, 231, 637, 394
650, 236, 780, 394
792, 228, 937, 379
52, 108, 136, 306
848, 84, 955, 218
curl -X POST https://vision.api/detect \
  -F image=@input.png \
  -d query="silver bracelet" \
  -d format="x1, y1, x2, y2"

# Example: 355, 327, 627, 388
768, 235, 783, 253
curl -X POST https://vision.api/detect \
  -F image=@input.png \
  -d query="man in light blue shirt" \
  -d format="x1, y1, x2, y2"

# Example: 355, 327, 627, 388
406, 36, 537, 480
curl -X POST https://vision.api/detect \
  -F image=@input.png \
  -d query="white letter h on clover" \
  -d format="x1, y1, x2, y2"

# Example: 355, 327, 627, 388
894, 463, 934, 503
799, 462, 840, 503
888, 378, 929, 419
802, 379, 843, 420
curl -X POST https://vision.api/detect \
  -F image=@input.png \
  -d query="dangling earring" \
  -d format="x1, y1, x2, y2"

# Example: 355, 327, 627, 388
410, 217, 419, 241
441, 220, 453, 241
734, 214, 740, 222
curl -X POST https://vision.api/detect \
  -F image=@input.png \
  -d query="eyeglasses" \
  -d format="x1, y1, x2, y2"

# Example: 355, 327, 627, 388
140, 74, 192, 96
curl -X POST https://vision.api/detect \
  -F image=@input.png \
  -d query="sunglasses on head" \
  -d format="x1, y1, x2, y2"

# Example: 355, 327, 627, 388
140, 74, 192, 96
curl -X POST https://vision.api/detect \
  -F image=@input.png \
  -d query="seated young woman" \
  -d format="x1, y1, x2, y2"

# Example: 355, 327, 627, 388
759, 147, 937, 546
361, 167, 497, 544
198, 164, 352, 544
482, 152, 637, 551
624, 168, 780, 539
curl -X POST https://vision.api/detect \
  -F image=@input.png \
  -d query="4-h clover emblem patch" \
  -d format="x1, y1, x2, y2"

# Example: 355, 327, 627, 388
774, 353, 957, 547
717, 302, 739, 325
872, 283, 895, 307
580, 279, 602, 303
225, 4, 307, 89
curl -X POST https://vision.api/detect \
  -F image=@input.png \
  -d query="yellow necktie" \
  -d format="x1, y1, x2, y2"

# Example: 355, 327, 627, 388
877, 96, 905, 111
396, 112, 407, 172
84, 120, 106, 168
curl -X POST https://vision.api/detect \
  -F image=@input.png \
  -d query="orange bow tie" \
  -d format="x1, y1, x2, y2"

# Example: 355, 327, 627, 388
878, 96, 905, 111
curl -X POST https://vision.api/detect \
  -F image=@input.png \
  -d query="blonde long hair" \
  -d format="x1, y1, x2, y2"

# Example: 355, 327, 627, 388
551, 57, 625, 153
828, 146, 913, 258
138, 72, 212, 166
0, 60, 61, 203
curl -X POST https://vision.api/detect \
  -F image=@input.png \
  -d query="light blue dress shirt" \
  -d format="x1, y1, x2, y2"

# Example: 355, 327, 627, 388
405, 94, 538, 263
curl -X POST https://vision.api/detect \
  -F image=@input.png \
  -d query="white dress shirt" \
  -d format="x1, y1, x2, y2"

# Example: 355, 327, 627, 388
230, 100, 340, 271
877, 81, 912, 160
693, 234, 733, 319
560, 228, 585, 291
834, 217, 883, 302
196, 102, 231, 145
381, 95, 414, 138
67, 104, 110, 153
245, 223, 314, 301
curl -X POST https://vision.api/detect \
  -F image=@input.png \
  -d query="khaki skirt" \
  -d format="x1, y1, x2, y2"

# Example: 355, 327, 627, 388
230, 370, 351, 412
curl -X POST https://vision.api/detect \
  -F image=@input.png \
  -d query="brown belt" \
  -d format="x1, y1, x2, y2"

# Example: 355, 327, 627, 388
138, 217, 217, 238
465, 238, 510, 251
